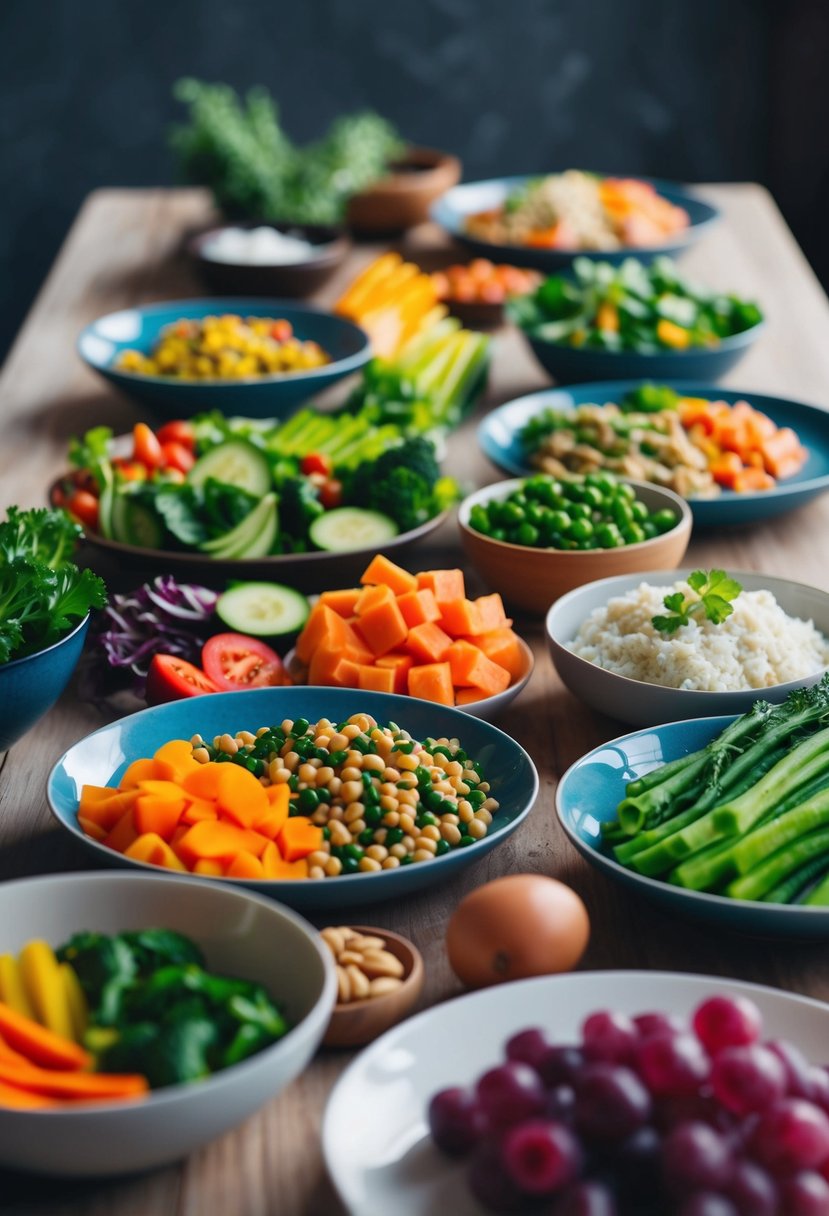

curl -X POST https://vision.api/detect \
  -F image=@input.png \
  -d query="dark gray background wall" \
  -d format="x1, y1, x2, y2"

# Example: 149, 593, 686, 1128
2, 0, 827, 357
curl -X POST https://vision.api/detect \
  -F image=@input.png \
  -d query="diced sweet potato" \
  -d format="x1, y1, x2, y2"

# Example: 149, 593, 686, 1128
360, 554, 418, 595
354, 583, 395, 616
454, 687, 486, 706
376, 652, 414, 694
406, 621, 453, 664
295, 604, 350, 664
397, 588, 441, 628
124, 833, 187, 872
408, 662, 455, 706
226, 851, 265, 880
119, 758, 159, 788
357, 597, 409, 657
133, 793, 186, 841
438, 598, 484, 638
447, 640, 511, 696
468, 627, 526, 682
474, 593, 509, 632
319, 588, 362, 617
356, 664, 396, 693
416, 569, 465, 604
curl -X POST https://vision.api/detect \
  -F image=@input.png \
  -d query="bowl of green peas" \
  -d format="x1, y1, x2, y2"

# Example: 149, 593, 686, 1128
458, 473, 692, 613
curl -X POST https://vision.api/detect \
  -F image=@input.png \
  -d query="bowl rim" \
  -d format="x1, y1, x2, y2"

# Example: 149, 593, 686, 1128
555, 713, 829, 921
46, 686, 541, 896
326, 925, 425, 1017
431, 172, 721, 253
458, 476, 693, 557
524, 319, 765, 357
76, 297, 372, 388
187, 222, 351, 271
476, 379, 829, 503
545, 566, 829, 700
0, 613, 89, 671
362, 145, 461, 192
0, 869, 337, 1117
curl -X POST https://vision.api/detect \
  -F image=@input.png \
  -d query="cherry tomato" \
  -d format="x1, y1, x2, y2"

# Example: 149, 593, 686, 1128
65, 489, 100, 531
201, 634, 289, 691
160, 441, 196, 474
51, 485, 66, 508
300, 452, 332, 477
112, 458, 148, 482
156, 420, 196, 451
270, 320, 293, 343
132, 422, 164, 470
145, 655, 218, 705
319, 478, 343, 510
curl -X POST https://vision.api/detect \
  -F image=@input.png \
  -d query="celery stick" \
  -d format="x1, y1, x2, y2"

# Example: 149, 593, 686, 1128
764, 855, 829, 904
731, 788, 829, 876
727, 826, 829, 901
803, 868, 829, 905
670, 837, 738, 891
713, 728, 829, 837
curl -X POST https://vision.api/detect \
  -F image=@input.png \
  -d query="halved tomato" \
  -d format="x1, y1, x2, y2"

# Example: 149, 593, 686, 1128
146, 655, 218, 705
156, 420, 196, 451
202, 633, 289, 691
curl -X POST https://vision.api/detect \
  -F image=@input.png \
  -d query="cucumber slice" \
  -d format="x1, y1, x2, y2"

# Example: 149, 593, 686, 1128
110, 494, 164, 549
216, 582, 310, 637
309, 507, 398, 553
188, 440, 271, 497
200, 493, 278, 559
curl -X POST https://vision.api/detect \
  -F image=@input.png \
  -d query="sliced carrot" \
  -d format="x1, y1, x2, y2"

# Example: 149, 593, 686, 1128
212, 762, 268, 829
0, 1060, 148, 1101
226, 851, 265, 880
397, 588, 441, 628
406, 621, 453, 664
318, 587, 362, 617
376, 652, 415, 694
78, 816, 107, 842
0, 1079, 59, 1108
417, 569, 465, 604
124, 833, 187, 872
193, 859, 224, 877
133, 793, 186, 841
101, 808, 139, 853
118, 758, 159, 788
357, 664, 396, 694
78, 788, 139, 832
180, 798, 218, 826
438, 598, 484, 638
360, 554, 418, 595
277, 817, 324, 863
407, 662, 455, 706
357, 597, 409, 657
153, 739, 201, 782
0, 1001, 91, 1070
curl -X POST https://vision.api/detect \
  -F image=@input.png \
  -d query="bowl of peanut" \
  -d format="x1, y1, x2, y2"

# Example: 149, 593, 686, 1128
321, 924, 425, 1048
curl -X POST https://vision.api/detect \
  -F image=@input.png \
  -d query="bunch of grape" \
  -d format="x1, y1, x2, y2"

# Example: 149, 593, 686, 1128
427, 995, 829, 1214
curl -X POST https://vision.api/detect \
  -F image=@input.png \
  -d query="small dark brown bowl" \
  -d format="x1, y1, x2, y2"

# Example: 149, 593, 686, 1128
187, 222, 350, 298
322, 926, 424, 1049
346, 146, 461, 234
442, 297, 508, 329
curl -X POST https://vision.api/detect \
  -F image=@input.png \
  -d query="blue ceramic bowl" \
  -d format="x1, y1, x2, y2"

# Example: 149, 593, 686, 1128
0, 616, 89, 751
557, 715, 829, 937
47, 687, 539, 911
77, 298, 372, 420
478, 380, 829, 526
431, 174, 720, 271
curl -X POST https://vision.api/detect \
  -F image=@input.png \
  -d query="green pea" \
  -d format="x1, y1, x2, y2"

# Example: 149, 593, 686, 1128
470, 505, 491, 534
516, 522, 540, 547
631, 500, 649, 523
501, 501, 525, 526
525, 503, 547, 527
615, 482, 636, 502
569, 518, 594, 544
582, 485, 605, 510
511, 493, 528, 509
623, 523, 646, 545
400, 855, 414, 865
549, 510, 572, 533
490, 528, 507, 542
298, 787, 320, 813
415, 765, 433, 787
424, 788, 444, 812
651, 508, 679, 534
327, 749, 348, 766
322, 826, 331, 840
291, 718, 309, 737
459, 834, 476, 848
385, 827, 404, 846
358, 828, 375, 846
341, 855, 360, 874
642, 520, 658, 539
344, 843, 364, 860
570, 502, 592, 521
288, 774, 300, 792
467, 789, 486, 808
364, 804, 383, 827
435, 839, 451, 856
596, 524, 623, 549
420, 811, 439, 827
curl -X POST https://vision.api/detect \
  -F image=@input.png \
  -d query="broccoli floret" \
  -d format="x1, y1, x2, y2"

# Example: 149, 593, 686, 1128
346, 438, 456, 533
277, 475, 324, 542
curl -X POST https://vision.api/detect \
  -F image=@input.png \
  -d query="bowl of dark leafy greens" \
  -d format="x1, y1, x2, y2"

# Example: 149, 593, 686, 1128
0, 507, 106, 750
510, 256, 764, 384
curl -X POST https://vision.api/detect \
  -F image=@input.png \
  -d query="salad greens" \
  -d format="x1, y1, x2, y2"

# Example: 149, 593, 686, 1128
59, 929, 289, 1088
0, 507, 106, 664
170, 79, 403, 225
509, 256, 763, 353
651, 570, 743, 635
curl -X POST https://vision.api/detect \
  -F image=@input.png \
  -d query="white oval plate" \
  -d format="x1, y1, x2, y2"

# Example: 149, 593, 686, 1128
323, 969, 829, 1216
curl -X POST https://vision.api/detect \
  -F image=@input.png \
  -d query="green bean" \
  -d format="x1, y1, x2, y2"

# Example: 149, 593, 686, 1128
727, 826, 829, 901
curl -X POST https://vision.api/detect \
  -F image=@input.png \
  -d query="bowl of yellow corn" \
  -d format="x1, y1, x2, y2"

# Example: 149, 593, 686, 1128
77, 298, 372, 419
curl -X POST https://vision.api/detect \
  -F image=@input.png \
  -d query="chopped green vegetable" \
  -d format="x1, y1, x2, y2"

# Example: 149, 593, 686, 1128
651, 570, 743, 634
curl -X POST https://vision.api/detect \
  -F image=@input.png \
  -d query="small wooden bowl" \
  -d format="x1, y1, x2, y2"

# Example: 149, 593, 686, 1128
322, 926, 424, 1049
187, 221, 350, 298
346, 146, 461, 234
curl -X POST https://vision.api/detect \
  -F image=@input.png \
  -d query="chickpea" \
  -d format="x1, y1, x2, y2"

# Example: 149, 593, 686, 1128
467, 818, 487, 840
340, 780, 363, 804
358, 857, 382, 873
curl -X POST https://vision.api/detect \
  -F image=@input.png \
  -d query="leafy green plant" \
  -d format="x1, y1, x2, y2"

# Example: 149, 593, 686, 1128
651, 569, 743, 635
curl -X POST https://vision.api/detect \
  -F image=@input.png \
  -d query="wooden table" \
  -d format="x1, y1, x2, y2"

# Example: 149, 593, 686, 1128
3, 185, 829, 1215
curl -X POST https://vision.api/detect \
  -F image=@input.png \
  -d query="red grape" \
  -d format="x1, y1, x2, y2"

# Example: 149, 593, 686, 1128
467, 1138, 525, 1212
711, 1044, 787, 1115
725, 1157, 778, 1216
582, 1011, 638, 1064
506, 1028, 550, 1070
539, 1046, 586, 1089
476, 1062, 547, 1129
547, 1083, 577, 1123
677, 1194, 739, 1216
693, 996, 762, 1054
551, 1180, 619, 1215
500, 1119, 583, 1195
428, 1087, 487, 1156
768, 1039, 818, 1099
574, 1063, 652, 1140
662, 1120, 732, 1193
634, 1011, 685, 1039
779, 1170, 829, 1215
750, 1099, 829, 1174
635, 1032, 710, 1096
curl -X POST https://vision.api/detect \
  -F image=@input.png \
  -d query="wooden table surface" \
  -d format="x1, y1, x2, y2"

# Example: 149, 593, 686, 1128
3, 184, 829, 1215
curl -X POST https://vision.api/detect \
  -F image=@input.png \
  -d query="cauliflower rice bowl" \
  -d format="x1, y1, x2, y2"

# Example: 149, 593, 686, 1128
568, 579, 829, 692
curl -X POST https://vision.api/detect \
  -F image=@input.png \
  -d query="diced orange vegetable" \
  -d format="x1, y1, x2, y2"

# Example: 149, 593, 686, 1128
181, 761, 224, 802
376, 652, 415, 694
101, 809, 139, 854
253, 784, 290, 838
180, 798, 218, 825
438, 598, 484, 638
454, 687, 486, 706
407, 662, 455, 706
709, 451, 744, 489
119, 758, 159, 788
277, 817, 324, 863
124, 833, 187, 872
360, 554, 417, 595
474, 594, 509, 632
357, 664, 396, 693
78, 816, 107, 842
733, 468, 776, 493
656, 318, 691, 349
295, 604, 351, 665
226, 851, 265, 880
397, 588, 441, 628
308, 643, 352, 687
77, 788, 139, 832
406, 621, 453, 664
357, 597, 409, 657
135, 779, 189, 801
133, 793, 186, 840
0, 1060, 148, 1102
354, 583, 395, 616
263, 854, 309, 880
596, 302, 619, 332
77, 785, 119, 807
318, 588, 361, 617
0, 1002, 91, 1071
212, 762, 268, 829
762, 428, 807, 478
447, 641, 511, 696
152, 739, 201, 782
193, 859, 224, 877
0, 1079, 58, 1108
469, 627, 525, 681
417, 569, 465, 604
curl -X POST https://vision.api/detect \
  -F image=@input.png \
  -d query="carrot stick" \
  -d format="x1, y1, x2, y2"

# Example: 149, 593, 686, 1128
0, 1079, 59, 1108
0, 1060, 148, 1101
0, 1000, 91, 1071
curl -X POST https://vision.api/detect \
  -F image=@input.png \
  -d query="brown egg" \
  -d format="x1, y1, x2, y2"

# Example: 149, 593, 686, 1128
446, 874, 590, 989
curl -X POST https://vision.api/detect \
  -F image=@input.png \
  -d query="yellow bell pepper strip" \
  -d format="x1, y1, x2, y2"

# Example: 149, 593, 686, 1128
19, 941, 75, 1041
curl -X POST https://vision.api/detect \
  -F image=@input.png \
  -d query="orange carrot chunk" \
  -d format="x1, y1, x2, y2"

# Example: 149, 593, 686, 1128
397, 588, 441, 628
356, 597, 409, 658
0, 1002, 91, 1071
360, 554, 418, 595
407, 662, 455, 706
406, 621, 453, 664
416, 569, 465, 604
356, 664, 396, 694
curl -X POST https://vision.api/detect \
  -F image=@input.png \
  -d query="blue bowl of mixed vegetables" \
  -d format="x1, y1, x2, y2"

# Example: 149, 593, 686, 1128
511, 257, 764, 385
77, 298, 372, 420
557, 685, 829, 938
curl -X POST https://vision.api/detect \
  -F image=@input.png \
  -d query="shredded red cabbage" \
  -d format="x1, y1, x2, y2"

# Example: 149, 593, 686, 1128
80, 576, 218, 700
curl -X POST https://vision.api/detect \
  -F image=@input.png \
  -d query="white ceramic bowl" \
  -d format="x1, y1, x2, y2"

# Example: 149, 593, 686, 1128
546, 568, 829, 726
284, 637, 535, 721
0, 872, 336, 1176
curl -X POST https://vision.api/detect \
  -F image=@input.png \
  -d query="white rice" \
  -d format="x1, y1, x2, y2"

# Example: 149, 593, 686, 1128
568, 581, 829, 692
